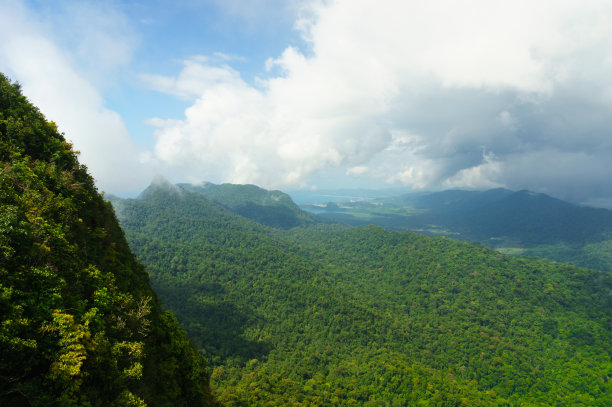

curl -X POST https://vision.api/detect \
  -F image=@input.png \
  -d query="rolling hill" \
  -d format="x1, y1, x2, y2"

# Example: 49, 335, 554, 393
113, 181, 612, 405
302, 188, 612, 272
178, 182, 317, 229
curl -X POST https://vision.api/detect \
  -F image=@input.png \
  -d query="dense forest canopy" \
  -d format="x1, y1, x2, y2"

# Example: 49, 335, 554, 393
301, 188, 612, 273
177, 182, 317, 229
3, 68, 612, 405
0, 74, 216, 406
114, 182, 612, 406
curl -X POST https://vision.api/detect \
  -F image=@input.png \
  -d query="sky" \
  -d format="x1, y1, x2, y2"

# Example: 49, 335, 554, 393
1, 0, 612, 207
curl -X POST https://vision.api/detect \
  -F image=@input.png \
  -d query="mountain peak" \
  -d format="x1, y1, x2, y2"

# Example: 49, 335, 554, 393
139, 177, 185, 199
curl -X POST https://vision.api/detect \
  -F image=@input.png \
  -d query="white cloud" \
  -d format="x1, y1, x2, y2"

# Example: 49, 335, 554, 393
347, 166, 368, 176
140, 57, 244, 100
386, 165, 435, 190
444, 151, 503, 190
146, 52, 392, 188
145, 0, 612, 202
50, 0, 138, 83
0, 0, 150, 194
5, 0, 612, 203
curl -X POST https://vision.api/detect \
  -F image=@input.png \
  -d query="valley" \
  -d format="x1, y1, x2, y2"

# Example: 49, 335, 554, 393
298, 188, 612, 273
112, 182, 612, 405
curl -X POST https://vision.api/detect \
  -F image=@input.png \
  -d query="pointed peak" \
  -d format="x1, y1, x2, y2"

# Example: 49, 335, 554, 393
139, 176, 184, 199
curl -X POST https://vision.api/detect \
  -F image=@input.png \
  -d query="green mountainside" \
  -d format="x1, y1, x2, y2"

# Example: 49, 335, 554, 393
0, 74, 216, 406
408, 189, 612, 244
114, 182, 612, 405
303, 189, 612, 272
177, 182, 317, 229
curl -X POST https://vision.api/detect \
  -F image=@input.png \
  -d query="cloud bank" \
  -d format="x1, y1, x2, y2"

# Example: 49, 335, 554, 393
0, 0, 149, 194
146, 0, 612, 203
2, 0, 612, 205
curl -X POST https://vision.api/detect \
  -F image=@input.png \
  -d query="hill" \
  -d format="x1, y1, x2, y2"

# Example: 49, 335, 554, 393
0, 74, 216, 406
178, 182, 317, 229
114, 182, 612, 405
303, 188, 612, 272
409, 189, 612, 244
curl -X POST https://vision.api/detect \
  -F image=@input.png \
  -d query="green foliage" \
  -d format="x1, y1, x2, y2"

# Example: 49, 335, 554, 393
305, 189, 612, 272
115, 183, 612, 405
178, 182, 317, 229
523, 238, 612, 273
0, 73, 216, 406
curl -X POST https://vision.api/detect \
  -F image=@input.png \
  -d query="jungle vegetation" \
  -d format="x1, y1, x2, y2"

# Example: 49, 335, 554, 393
302, 188, 612, 273
114, 182, 612, 406
0, 74, 217, 407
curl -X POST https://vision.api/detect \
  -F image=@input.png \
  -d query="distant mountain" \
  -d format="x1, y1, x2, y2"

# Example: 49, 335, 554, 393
287, 187, 411, 205
114, 182, 612, 405
178, 182, 317, 229
400, 188, 516, 213
300, 188, 612, 272
452, 190, 612, 244
398, 188, 612, 243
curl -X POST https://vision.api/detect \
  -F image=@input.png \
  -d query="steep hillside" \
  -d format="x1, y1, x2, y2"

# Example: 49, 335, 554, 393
112, 182, 311, 363
0, 74, 216, 406
115, 183, 612, 405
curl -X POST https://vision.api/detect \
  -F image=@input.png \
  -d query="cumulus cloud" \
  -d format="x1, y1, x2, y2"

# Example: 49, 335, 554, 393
0, 0, 150, 194
145, 0, 612, 203
4, 0, 612, 203
347, 166, 368, 176
140, 56, 244, 100
145, 50, 392, 188
444, 151, 503, 190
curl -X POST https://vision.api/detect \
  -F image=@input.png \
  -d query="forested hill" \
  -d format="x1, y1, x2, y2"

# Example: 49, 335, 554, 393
0, 74, 216, 406
114, 181, 612, 405
305, 188, 612, 272
402, 189, 612, 244
309, 188, 612, 244
177, 181, 317, 229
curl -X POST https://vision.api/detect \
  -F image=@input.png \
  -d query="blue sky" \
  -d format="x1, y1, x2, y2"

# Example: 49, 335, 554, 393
113, 0, 303, 127
2, 0, 612, 208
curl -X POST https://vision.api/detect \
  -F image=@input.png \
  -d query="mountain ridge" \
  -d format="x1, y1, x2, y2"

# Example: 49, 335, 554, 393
301, 187, 612, 272
179, 181, 318, 229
